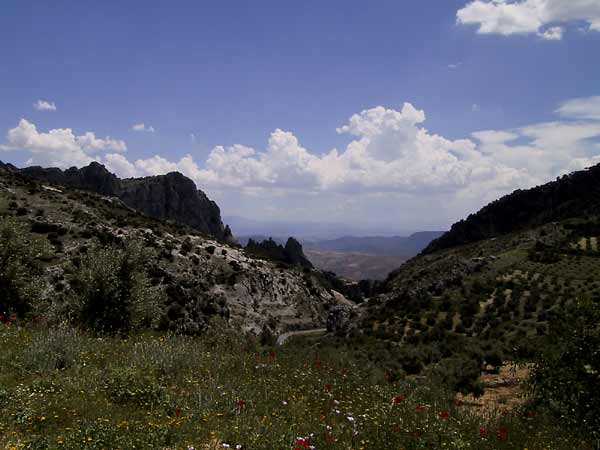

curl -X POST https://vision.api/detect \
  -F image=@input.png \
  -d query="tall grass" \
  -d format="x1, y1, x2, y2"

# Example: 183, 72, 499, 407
0, 322, 592, 450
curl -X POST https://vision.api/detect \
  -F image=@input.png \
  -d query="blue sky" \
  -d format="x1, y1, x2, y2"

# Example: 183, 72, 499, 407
2, 1, 600, 232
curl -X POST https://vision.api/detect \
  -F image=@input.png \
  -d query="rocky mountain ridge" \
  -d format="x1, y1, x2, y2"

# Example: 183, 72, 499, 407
423, 163, 600, 254
0, 161, 233, 242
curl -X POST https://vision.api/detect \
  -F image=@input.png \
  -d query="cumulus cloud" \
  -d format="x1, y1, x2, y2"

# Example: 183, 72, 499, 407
4, 97, 600, 228
33, 100, 57, 111
132, 123, 155, 133
556, 96, 600, 121
3, 119, 126, 168
457, 0, 600, 39
102, 99, 600, 202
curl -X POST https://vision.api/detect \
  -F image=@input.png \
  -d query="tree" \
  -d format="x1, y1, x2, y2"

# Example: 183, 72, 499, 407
71, 241, 163, 334
0, 216, 51, 317
529, 299, 600, 442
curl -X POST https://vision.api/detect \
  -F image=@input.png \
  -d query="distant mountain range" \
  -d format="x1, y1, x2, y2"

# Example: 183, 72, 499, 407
225, 215, 415, 240
304, 232, 445, 257
237, 232, 444, 280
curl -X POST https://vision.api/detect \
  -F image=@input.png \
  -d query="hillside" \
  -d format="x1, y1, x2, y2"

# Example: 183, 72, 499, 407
0, 166, 344, 336
423, 163, 600, 254
0, 161, 233, 242
326, 164, 600, 385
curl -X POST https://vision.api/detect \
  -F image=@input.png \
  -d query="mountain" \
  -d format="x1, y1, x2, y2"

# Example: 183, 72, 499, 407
0, 164, 346, 335
327, 163, 600, 383
423, 163, 600, 254
1, 161, 233, 242
306, 232, 444, 257
224, 215, 413, 240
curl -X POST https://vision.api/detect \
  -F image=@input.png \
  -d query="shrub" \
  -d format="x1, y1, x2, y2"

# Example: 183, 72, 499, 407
529, 300, 600, 442
70, 241, 164, 334
0, 216, 52, 317
104, 366, 169, 408
21, 326, 85, 372
131, 335, 197, 374
431, 356, 484, 397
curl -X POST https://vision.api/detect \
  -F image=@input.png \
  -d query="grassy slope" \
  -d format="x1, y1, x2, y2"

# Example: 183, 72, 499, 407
0, 324, 590, 450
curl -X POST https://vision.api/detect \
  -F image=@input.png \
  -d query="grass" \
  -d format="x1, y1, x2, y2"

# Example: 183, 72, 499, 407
0, 322, 592, 450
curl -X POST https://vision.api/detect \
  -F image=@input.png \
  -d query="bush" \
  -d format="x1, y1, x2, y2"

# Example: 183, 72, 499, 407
431, 356, 484, 397
70, 241, 164, 334
0, 216, 52, 317
104, 366, 169, 408
529, 300, 600, 442
21, 326, 85, 372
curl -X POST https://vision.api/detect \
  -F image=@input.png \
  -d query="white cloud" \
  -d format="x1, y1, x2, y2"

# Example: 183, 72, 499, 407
540, 26, 564, 40
556, 96, 600, 120
4, 96, 600, 228
33, 100, 57, 111
132, 123, 155, 133
448, 62, 462, 69
3, 119, 126, 168
457, 0, 600, 40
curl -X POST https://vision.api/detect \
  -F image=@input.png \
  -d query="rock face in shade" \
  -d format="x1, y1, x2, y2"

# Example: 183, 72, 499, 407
119, 171, 231, 241
423, 162, 600, 254
7, 161, 233, 241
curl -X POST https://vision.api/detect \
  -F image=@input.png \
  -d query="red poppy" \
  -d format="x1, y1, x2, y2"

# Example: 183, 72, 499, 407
295, 438, 310, 449
415, 405, 426, 413
9, 317, 16, 322
236, 400, 246, 409
313, 360, 322, 368
479, 427, 488, 436
439, 411, 449, 420
175, 408, 182, 417
326, 433, 334, 444
455, 399, 463, 407
269, 351, 276, 360
392, 395, 406, 404
497, 430, 507, 441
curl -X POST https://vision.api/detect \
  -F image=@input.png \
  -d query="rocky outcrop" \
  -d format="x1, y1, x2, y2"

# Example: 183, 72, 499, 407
245, 237, 313, 269
326, 304, 358, 337
4, 161, 233, 242
119, 172, 231, 242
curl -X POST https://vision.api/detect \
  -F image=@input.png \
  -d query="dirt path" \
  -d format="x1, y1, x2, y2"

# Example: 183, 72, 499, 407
276, 328, 327, 346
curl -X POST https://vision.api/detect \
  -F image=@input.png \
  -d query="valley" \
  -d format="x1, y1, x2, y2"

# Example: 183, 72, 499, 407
0, 161, 598, 449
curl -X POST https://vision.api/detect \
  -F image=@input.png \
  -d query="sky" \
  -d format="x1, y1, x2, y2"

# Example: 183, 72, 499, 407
1, 0, 600, 233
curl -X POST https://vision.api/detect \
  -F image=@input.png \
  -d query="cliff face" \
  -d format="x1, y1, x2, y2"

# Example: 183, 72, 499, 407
8, 161, 232, 241
119, 172, 230, 241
